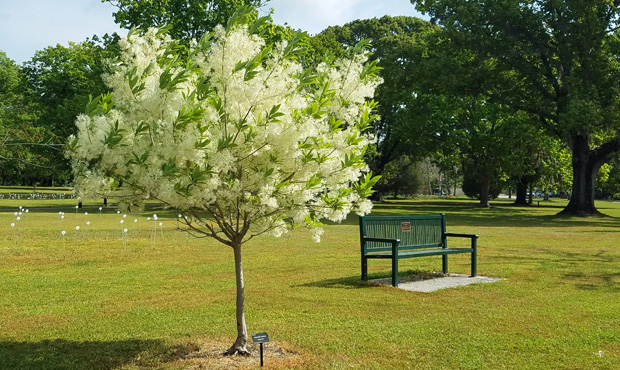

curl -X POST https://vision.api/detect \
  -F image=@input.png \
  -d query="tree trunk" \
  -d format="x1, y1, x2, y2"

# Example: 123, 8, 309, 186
224, 242, 250, 356
513, 178, 528, 206
528, 183, 534, 205
558, 135, 619, 216
479, 173, 491, 207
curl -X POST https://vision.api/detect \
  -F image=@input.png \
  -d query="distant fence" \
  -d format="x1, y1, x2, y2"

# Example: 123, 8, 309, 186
0, 193, 76, 200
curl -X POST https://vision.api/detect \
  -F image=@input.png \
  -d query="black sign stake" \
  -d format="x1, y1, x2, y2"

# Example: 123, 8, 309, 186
251, 332, 270, 367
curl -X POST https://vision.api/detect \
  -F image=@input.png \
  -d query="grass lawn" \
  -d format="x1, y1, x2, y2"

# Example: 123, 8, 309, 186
0, 197, 619, 369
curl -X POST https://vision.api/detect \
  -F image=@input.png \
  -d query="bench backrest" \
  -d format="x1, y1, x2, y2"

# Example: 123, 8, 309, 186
360, 214, 446, 253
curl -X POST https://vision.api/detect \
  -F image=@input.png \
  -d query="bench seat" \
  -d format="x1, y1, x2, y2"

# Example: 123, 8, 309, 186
366, 247, 475, 259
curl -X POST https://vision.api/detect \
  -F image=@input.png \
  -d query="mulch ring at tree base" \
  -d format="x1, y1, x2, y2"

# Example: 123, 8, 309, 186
174, 339, 314, 369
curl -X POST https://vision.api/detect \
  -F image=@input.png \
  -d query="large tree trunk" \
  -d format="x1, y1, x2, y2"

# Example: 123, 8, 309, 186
559, 135, 619, 216
513, 178, 529, 206
224, 242, 250, 356
479, 173, 491, 207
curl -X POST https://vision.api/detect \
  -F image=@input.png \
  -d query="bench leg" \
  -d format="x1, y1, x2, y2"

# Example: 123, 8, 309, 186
392, 257, 399, 287
471, 243, 477, 277
361, 256, 368, 281
442, 254, 448, 274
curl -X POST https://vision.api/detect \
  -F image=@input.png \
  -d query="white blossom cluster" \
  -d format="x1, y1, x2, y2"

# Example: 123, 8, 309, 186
68, 24, 382, 244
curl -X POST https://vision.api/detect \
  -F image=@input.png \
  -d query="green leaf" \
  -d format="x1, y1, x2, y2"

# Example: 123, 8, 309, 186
85, 93, 115, 116
283, 31, 305, 59
249, 15, 271, 34
127, 150, 150, 168
159, 69, 173, 90
161, 158, 181, 177
134, 122, 149, 136
195, 137, 212, 148
353, 172, 382, 198
102, 120, 126, 149
340, 150, 365, 168
127, 27, 142, 40
356, 100, 379, 132
188, 165, 208, 184
226, 5, 254, 31
351, 38, 373, 56
217, 135, 237, 150
85, 94, 101, 116
275, 180, 290, 189
65, 136, 81, 152
298, 68, 317, 86
347, 132, 364, 146
266, 104, 285, 123
306, 173, 323, 189
360, 59, 382, 80
330, 117, 344, 133
174, 105, 206, 131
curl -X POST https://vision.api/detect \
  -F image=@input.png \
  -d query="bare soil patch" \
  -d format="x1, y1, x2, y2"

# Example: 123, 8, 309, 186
166, 339, 314, 369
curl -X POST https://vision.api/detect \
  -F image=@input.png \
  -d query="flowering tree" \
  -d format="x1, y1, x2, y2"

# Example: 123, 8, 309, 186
67, 14, 381, 355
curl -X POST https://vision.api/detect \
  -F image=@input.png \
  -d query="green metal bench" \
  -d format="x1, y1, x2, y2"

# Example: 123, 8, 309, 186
359, 214, 478, 287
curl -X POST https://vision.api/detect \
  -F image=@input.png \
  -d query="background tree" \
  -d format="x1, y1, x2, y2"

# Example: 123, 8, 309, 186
0, 51, 49, 184
22, 35, 120, 184
67, 16, 381, 355
103, 0, 271, 42
413, 0, 620, 215
445, 99, 529, 206
596, 158, 620, 199
503, 125, 549, 206
310, 16, 437, 177
311, 15, 545, 205
531, 136, 573, 200
375, 154, 421, 198
410, 15, 561, 207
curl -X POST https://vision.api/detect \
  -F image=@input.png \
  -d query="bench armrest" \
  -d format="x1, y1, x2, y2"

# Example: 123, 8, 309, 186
361, 237, 400, 258
444, 233, 478, 239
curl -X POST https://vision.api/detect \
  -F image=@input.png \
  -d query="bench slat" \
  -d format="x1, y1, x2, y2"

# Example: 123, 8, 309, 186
363, 218, 443, 250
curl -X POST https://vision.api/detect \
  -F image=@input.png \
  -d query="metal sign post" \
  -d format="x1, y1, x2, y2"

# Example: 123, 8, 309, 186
251, 332, 270, 367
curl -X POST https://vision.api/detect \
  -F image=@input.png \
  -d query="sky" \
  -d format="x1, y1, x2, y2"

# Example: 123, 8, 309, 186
0, 0, 423, 64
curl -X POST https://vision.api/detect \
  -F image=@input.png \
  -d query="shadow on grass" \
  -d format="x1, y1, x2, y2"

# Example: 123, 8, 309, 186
562, 271, 620, 292
296, 270, 444, 289
321, 201, 620, 228
0, 338, 193, 370
295, 274, 369, 289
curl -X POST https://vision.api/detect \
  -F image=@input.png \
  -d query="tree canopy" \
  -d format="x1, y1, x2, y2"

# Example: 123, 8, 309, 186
20, 35, 120, 184
0, 51, 49, 184
311, 16, 438, 172
413, 0, 620, 214
67, 15, 381, 354
103, 0, 270, 41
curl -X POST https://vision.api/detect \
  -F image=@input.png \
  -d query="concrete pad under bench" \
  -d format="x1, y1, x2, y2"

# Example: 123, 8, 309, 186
370, 273, 503, 292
